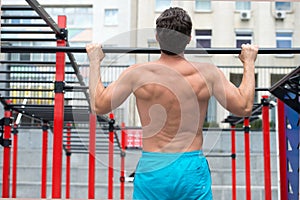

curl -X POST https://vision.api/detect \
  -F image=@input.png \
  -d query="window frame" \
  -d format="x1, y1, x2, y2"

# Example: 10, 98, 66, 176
275, 31, 293, 57
235, 30, 253, 48
104, 8, 119, 26
235, 1, 251, 11
195, 29, 212, 48
195, 0, 212, 12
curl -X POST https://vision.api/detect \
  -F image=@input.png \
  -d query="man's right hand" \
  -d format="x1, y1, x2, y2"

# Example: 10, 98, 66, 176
86, 43, 105, 64
238, 44, 259, 64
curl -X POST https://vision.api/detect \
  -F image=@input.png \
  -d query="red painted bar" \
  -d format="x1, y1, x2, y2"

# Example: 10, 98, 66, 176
120, 122, 126, 200
52, 15, 66, 199
244, 117, 251, 200
88, 114, 96, 199
108, 113, 115, 199
231, 125, 236, 200
12, 124, 18, 198
2, 108, 12, 198
41, 123, 48, 198
66, 123, 71, 199
262, 95, 271, 200
277, 99, 288, 199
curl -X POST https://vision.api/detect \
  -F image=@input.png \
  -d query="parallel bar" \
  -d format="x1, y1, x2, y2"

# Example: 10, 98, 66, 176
88, 114, 96, 199
1, 38, 56, 42
1, 30, 55, 34
1, 5, 33, 10
2, 46, 300, 54
244, 118, 251, 200
25, 0, 61, 34
41, 123, 48, 199
231, 125, 236, 200
108, 113, 115, 200
277, 99, 288, 200
51, 15, 66, 199
1, 15, 41, 19
65, 123, 71, 199
1, 23, 49, 27
261, 95, 271, 200
2, 108, 12, 198
120, 122, 126, 200
11, 125, 18, 198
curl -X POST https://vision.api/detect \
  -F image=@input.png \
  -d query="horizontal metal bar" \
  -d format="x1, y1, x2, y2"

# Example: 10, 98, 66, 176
1, 5, 33, 10
1, 15, 42, 19
0, 88, 53, 92
1, 30, 55, 34
1, 96, 85, 101
2, 46, 300, 54
1, 23, 49, 27
0, 71, 75, 74
1, 38, 56, 42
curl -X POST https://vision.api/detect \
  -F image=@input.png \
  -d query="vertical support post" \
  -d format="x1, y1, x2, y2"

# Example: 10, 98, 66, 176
52, 15, 66, 199
88, 114, 96, 199
41, 122, 49, 198
244, 117, 251, 200
120, 122, 126, 200
108, 113, 115, 200
65, 122, 71, 199
262, 95, 271, 200
231, 124, 236, 200
12, 124, 18, 198
2, 107, 12, 198
277, 99, 288, 200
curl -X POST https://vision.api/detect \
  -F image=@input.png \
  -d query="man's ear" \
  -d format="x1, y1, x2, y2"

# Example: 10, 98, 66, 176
188, 35, 192, 44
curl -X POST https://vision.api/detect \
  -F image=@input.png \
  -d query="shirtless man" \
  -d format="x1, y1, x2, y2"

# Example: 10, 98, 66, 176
87, 7, 258, 200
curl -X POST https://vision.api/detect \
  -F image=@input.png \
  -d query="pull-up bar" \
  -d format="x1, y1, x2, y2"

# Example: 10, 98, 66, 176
1, 46, 300, 54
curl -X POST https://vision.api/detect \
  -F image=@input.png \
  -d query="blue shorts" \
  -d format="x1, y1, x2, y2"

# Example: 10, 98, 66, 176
133, 151, 212, 200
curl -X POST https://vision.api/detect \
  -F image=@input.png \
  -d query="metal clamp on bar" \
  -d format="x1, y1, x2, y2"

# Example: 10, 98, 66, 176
109, 118, 115, 132
119, 176, 125, 183
120, 150, 126, 157
1, 139, 12, 147
231, 153, 236, 159
54, 81, 65, 93
56, 28, 68, 41
66, 151, 72, 156
243, 125, 250, 133
12, 127, 18, 135
42, 124, 49, 131
261, 97, 270, 106
4, 117, 13, 126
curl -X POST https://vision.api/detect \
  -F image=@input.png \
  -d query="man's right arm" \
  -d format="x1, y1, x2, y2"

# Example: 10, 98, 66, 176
212, 44, 258, 117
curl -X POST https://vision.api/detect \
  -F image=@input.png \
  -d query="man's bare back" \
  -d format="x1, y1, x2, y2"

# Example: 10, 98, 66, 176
132, 54, 212, 152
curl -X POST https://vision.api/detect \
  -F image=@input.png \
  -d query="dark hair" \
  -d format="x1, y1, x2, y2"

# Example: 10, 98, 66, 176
156, 7, 192, 55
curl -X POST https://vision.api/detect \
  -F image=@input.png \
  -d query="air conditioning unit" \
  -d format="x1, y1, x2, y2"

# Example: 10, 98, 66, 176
275, 10, 286, 20
240, 10, 251, 21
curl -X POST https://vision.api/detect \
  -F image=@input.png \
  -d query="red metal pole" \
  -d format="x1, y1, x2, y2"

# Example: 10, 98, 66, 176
120, 122, 126, 200
88, 114, 96, 199
231, 124, 236, 200
108, 113, 115, 199
41, 123, 49, 198
2, 107, 12, 198
262, 95, 271, 200
244, 117, 251, 200
277, 99, 288, 199
66, 122, 71, 199
52, 15, 66, 199
12, 124, 18, 198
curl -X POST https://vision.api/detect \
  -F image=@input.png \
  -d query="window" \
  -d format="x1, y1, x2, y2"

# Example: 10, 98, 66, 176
195, 0, 211, 11
104, 9, 119, 26
236, 1, 251, 11
276, 32, 292, 48
275, 2, 291, 11
195, 29, 212, 48
235, 30, 252, 48
155, 0, 171, 11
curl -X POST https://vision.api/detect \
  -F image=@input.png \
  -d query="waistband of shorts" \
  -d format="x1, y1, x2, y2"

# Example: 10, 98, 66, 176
141, 150, 203, 158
